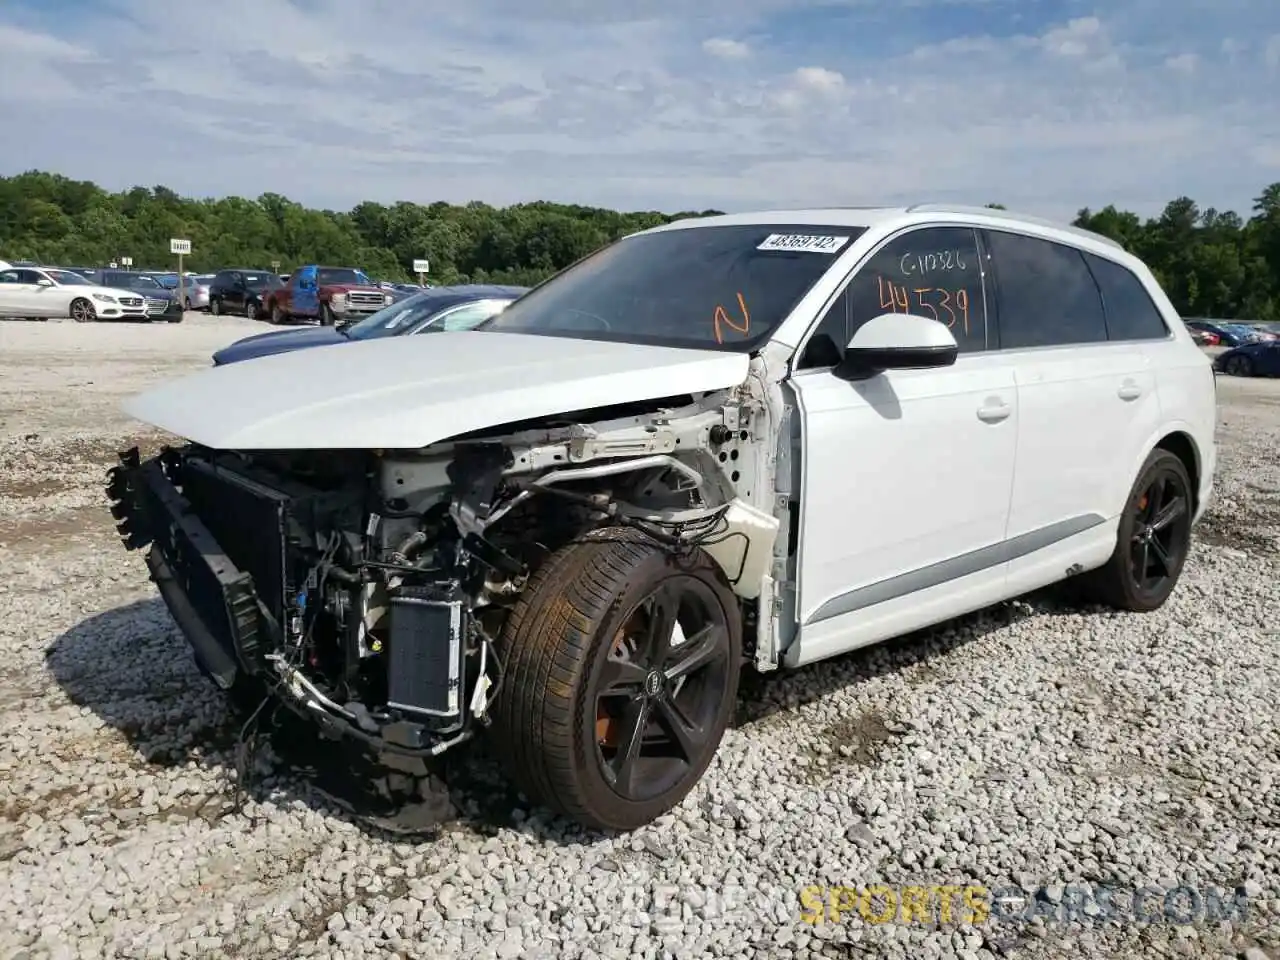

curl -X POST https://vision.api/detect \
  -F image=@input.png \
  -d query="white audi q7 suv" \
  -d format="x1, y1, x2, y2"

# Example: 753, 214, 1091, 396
108, 204, 1216, 832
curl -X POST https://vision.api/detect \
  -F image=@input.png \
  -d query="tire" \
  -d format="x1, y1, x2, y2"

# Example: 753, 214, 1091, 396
1076, 449, 1194, 612
320, 304, 336, 326
70, 298, 96, 322
245, 300, 258, 321
210, 298, 221, 316
184, 298, 192, 311
1224, 355, 1252, 377
490, 530, 742, 832
271, 304, 286, 325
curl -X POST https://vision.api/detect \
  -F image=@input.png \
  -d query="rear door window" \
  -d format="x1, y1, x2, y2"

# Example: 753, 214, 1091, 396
984, 230, 1107, 349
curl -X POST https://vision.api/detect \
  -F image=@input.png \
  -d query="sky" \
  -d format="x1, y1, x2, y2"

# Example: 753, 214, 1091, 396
0, 0, 1277, 220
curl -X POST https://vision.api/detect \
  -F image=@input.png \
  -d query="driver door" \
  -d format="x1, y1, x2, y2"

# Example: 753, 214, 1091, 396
293, 267, 319, 316
787, 225, 1020, 665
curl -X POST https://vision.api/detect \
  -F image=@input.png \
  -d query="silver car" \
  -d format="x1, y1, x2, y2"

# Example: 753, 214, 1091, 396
182, 275, 215, 311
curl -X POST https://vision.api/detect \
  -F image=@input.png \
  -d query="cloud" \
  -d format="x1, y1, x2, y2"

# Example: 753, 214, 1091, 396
702, 37, 750, 59
0, 0, 1277, 220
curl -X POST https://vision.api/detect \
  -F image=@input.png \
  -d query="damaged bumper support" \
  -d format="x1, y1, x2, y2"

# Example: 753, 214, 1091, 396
106, 447, 475, 761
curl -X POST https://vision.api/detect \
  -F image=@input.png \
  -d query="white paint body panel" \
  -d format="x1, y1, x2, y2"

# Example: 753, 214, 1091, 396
122, 330, 750, 450
787, 354, 1018, 665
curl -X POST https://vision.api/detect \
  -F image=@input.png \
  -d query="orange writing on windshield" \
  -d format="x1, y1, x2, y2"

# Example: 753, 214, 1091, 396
714, 292, 750, 343
878, 277, 970, 335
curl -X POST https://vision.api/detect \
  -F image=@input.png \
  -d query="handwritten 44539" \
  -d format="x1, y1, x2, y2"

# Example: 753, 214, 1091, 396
878, 276, 971, 335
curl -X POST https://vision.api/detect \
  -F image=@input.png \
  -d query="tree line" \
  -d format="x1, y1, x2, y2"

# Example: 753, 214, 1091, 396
1, 170, 1278, 320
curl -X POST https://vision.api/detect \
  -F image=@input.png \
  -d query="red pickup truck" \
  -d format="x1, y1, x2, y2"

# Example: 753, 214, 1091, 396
262, 264, 392, 325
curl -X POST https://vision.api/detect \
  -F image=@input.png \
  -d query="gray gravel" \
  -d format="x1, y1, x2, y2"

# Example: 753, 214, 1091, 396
1, 319, 1278, 959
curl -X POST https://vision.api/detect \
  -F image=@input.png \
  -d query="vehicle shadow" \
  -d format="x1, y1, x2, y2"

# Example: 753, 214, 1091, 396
732, 585, 1086, 729
44, 587, 1095, 846
42, 597, 521, 842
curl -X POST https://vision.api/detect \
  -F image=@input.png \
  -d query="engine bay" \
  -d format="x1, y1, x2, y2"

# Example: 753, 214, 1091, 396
110, 385, 786, 762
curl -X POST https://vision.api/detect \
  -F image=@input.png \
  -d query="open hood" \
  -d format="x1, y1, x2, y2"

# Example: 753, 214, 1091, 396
122, 331, 750, 450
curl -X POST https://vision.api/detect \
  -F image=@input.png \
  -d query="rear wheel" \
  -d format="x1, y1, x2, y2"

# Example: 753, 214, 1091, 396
210, 298, 222, 316
1224, 354, 1253, 377
1076, 449, 1193, 612
245, 300, 258, 321
70, 298, 96, 322
491, 531, 742, 832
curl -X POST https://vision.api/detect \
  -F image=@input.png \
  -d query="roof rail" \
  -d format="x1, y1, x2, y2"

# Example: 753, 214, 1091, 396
903, 203, 1125, 250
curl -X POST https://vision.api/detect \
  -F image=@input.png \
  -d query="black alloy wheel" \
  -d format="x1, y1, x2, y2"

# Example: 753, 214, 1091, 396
1128, 467, 1192, 600
1224, 355, 1252, 377
491, 533, 742, 832
1075, 448, 1194, 613
591, 576, 734, 804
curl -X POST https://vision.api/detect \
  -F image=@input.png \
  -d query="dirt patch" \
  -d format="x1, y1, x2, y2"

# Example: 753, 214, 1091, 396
1195, 496, 1280, 554
0, 504, 114, 545
797, 709, 902, 784
0, 476, 78, 498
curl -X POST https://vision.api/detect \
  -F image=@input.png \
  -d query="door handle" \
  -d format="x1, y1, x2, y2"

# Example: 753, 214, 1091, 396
1117, 380, 1142, 401
976, 399, 1011, 423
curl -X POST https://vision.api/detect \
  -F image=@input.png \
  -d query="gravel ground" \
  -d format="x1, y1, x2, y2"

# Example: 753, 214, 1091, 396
1, 318, 1278, 960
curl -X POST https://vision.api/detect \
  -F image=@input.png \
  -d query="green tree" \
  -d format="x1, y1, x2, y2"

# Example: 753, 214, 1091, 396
0, 170, 1276, 319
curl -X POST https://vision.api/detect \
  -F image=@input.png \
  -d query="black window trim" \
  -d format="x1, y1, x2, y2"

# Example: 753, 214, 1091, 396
790, 222, 995, 376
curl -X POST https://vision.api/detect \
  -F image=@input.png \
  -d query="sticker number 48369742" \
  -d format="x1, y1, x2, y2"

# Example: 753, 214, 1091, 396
756, 234, 850, 253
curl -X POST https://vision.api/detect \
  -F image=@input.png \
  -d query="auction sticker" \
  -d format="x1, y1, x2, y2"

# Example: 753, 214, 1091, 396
757, 234, 850, 253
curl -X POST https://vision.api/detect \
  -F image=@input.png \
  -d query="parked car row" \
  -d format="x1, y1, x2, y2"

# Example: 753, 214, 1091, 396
1183, 318, 1278, 346
0, 264, 183, 322
1, 257, 432, 324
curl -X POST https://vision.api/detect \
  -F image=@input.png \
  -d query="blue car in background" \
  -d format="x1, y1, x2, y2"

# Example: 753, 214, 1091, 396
211, 284, 528, 365
1213, 339, 1280, 378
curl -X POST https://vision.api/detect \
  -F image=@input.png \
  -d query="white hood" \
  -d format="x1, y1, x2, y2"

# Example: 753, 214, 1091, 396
122, 331, 750, 450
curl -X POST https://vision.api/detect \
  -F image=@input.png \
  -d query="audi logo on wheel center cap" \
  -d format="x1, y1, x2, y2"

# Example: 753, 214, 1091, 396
644, 671, 664, 697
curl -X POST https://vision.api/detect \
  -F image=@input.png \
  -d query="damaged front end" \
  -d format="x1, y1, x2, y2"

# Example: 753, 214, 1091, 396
105, 388, 785, 765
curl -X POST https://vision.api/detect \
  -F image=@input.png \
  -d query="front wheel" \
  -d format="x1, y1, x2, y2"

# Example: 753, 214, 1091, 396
1076, 449, 1193, 612
70, 298, 96, 322
320, 304, 337, 326
245, 300, 258, 321
210, 298, 221, 316
491, 531, 742, 832
1224, 355, 1253, 377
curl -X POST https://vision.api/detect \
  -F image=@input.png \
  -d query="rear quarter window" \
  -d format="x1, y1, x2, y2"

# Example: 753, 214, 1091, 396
1083, 253, 1170, 341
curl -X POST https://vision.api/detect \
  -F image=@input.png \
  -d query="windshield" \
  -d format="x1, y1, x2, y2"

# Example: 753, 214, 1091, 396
46, 270, 93, 286
478, 224, 865, 350
317, 267, 371, 286
343, 292, 449, 340
155, 275, 179, 288
242, 273, 281, 289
